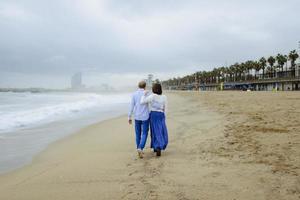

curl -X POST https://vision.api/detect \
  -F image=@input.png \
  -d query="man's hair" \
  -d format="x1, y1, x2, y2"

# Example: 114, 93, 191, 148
138, 81, 146, 89
152, 83, 162, 95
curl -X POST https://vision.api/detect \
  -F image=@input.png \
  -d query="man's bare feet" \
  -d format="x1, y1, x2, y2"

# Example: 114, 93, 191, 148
137, 149, 143, 158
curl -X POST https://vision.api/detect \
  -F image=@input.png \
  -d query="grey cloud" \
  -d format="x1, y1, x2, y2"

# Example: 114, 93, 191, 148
0, 0, 300, 87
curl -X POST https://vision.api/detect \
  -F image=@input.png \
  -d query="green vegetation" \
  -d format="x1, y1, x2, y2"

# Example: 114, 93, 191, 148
162, 50, 299, 89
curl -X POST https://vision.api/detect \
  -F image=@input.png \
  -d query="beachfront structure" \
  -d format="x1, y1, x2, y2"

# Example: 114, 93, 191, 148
162, 50, 300, 91
145, 74, 153, 89
71, 72, 84, 89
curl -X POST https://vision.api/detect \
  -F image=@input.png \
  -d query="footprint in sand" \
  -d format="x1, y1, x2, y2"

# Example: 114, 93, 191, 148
128, 170, 138, 176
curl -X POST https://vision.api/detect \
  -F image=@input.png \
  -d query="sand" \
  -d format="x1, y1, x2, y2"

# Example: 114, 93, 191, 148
0, 91, 299, 200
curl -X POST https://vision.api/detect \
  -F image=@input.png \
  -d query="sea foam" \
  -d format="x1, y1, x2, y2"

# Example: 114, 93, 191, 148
0, 92, 129, 133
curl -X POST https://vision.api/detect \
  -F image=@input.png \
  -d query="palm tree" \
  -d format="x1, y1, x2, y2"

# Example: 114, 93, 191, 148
165, 49, 298, 90
154, 79, 160, 83
230, 64, 237, 82
253, 61, 261, 80
219, 66, 226, 82
245, 60, 255, 80
288, 50, 299, 77
223, 67, 230, 82
239, 62, 247, 81
209, 71, 214, 83
276, 54, 287, 77
211, 68, 219, 83
232, 63, 240, 81
267, 56, 276, 78
259, 57, 267, 79
194, 71, 202, 89
233, 64, 239, 81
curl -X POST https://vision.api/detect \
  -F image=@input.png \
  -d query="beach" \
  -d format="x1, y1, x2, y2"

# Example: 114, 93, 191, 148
0, 91, 299, 200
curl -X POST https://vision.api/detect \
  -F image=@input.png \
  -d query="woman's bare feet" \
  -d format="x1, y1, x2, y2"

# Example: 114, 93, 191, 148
156, 149, 161, 157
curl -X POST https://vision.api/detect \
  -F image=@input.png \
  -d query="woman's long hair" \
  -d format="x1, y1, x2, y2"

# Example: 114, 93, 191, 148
152, 83, 162, 95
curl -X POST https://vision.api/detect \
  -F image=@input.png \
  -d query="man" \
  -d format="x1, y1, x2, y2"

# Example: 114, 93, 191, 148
128, 81, 149, 158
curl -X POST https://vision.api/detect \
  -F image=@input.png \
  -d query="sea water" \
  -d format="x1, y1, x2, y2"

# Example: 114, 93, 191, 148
0, 91, 130, 173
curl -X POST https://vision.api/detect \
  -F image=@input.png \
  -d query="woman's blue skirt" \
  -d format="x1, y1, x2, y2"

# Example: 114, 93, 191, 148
150, 111, 168, 150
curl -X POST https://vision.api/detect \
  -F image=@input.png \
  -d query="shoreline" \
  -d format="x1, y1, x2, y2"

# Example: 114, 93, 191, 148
0, 104, 128, 174
0, 91, 299, 200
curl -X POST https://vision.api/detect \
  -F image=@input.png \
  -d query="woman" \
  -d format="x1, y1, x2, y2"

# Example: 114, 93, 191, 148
141, 83, 168, 156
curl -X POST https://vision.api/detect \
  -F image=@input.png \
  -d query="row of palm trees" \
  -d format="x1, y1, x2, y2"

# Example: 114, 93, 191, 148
162, 50, 299, 88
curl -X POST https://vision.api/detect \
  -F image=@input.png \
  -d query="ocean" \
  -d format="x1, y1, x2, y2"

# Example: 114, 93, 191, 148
0, 91, 130, 173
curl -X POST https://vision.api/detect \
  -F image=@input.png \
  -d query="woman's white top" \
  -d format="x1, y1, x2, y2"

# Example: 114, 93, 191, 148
140, 93, 167, 113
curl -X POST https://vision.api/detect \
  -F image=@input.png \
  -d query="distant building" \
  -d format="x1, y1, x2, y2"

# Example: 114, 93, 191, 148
145, 74, 153, 89
71, 72, 84, 89
296, 63, 300, 77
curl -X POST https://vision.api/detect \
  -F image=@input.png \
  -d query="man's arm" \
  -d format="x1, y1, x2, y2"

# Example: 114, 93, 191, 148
128, 94, 135, 124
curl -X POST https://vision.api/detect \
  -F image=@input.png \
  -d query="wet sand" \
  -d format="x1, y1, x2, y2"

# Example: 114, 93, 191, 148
0, 91, 299, 200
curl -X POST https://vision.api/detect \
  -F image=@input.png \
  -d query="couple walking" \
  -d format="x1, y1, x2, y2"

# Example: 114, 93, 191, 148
128, 81, 168, 158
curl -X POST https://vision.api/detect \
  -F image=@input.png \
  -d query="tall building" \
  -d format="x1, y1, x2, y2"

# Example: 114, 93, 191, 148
146, 74, 153, 88
71, 72, 83, 89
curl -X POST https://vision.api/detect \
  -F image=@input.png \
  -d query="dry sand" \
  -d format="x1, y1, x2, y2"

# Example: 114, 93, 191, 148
0, 91, 299, 200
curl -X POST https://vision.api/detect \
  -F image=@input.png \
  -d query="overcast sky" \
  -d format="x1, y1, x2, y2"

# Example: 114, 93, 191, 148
0, 0, 299, 88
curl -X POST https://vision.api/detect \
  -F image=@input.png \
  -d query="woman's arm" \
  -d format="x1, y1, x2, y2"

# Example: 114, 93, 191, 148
140, 92, 154, 104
